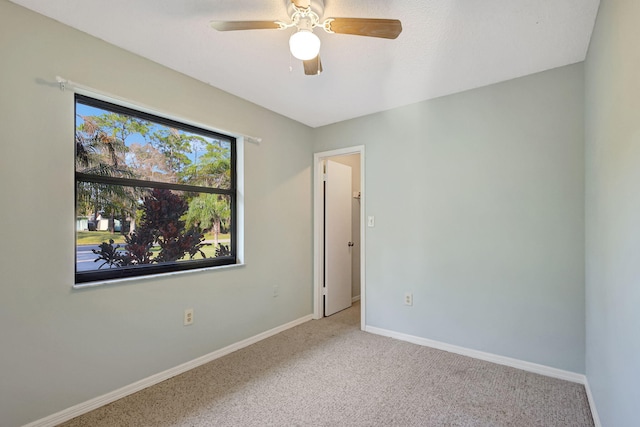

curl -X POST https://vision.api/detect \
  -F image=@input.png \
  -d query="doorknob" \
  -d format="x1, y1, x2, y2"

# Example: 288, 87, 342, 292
348, 242, 354, 247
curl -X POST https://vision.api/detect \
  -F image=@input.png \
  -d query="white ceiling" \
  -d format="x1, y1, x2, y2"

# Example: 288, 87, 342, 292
10, 0, 600, 128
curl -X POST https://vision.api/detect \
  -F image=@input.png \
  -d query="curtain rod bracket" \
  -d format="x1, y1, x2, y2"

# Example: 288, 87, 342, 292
56, 76, 68, 92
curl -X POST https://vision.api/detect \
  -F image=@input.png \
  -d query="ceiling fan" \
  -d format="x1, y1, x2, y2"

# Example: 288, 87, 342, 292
211, 0, 402, 76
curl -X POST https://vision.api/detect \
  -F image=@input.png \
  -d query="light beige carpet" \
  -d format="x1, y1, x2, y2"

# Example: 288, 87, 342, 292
59, 302, 593, 426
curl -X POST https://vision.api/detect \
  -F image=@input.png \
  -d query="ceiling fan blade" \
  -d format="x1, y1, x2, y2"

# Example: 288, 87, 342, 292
291, 0, 311, 8
211, 21, 282, 31
303, 56, 323, 76
326, 18, 402, 39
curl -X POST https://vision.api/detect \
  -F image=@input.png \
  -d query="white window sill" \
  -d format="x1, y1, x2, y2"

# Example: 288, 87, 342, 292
73, 262, 246, 289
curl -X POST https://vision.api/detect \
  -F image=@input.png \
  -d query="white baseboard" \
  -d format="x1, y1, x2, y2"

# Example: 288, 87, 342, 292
24, 314, 314, 427
583, 378, 602, 427
365, 325, 586, 383
352, 295, 361, 303
24, 317, 600, 427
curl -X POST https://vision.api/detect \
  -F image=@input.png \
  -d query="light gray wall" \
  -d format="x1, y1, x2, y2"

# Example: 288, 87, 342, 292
0, 2, 313, 426
0, 2, 596, 425
313, 64, 586, 373
330, 154, 361, 299
585, 0, 640, 425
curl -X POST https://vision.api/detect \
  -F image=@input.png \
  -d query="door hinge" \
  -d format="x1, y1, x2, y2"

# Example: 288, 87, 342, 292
322, 286, 327, 295
322, 173, 327, 182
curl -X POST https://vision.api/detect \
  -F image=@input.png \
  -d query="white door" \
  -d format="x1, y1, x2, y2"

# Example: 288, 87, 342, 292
324, 160, 353, 316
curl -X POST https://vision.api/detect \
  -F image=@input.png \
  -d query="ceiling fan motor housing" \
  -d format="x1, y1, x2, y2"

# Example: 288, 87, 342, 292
287, 0, 324, 20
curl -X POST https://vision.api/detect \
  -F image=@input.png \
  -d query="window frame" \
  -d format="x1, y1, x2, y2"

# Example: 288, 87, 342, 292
74, 94, 237, 285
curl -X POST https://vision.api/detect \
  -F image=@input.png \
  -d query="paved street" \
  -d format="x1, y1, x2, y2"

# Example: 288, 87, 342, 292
76, 244, 110, 271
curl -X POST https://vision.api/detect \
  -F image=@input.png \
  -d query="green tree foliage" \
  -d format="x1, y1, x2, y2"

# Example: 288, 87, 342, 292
94, 112, 151, 147
181, 139, 232, 243
184, 194, 230, 243
182, 138, 231, 188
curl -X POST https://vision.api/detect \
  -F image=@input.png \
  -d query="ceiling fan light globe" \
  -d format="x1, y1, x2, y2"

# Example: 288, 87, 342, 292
289, 30, 321, 61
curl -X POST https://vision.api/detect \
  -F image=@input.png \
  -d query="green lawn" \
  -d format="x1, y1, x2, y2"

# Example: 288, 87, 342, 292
204, 232, 230, 242
147, 241, 222, 259
77, 231, 229, 245
77, 230, 228, 260
76, 231, 126, 245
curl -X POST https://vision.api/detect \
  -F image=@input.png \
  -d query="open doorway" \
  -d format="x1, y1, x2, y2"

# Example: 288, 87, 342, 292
313, 146, 365, 330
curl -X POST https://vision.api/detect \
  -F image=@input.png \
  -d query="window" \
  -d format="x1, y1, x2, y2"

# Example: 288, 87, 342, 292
75, 94, 236, 284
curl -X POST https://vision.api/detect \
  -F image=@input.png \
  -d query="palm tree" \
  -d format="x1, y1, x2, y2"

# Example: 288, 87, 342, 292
75, 114, 139, 232
184, 194, 230, 245
181, 138, 232, 247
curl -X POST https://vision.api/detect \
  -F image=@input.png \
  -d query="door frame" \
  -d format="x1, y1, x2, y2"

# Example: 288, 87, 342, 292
313, 145, 365, 330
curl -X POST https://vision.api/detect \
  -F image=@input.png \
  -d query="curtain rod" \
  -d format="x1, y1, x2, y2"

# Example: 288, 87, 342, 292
55, 76, 262, 144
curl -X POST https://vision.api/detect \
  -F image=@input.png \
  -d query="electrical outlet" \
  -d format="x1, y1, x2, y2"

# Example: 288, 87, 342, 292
184, 308, 194, 326
404, 293, 413, 306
